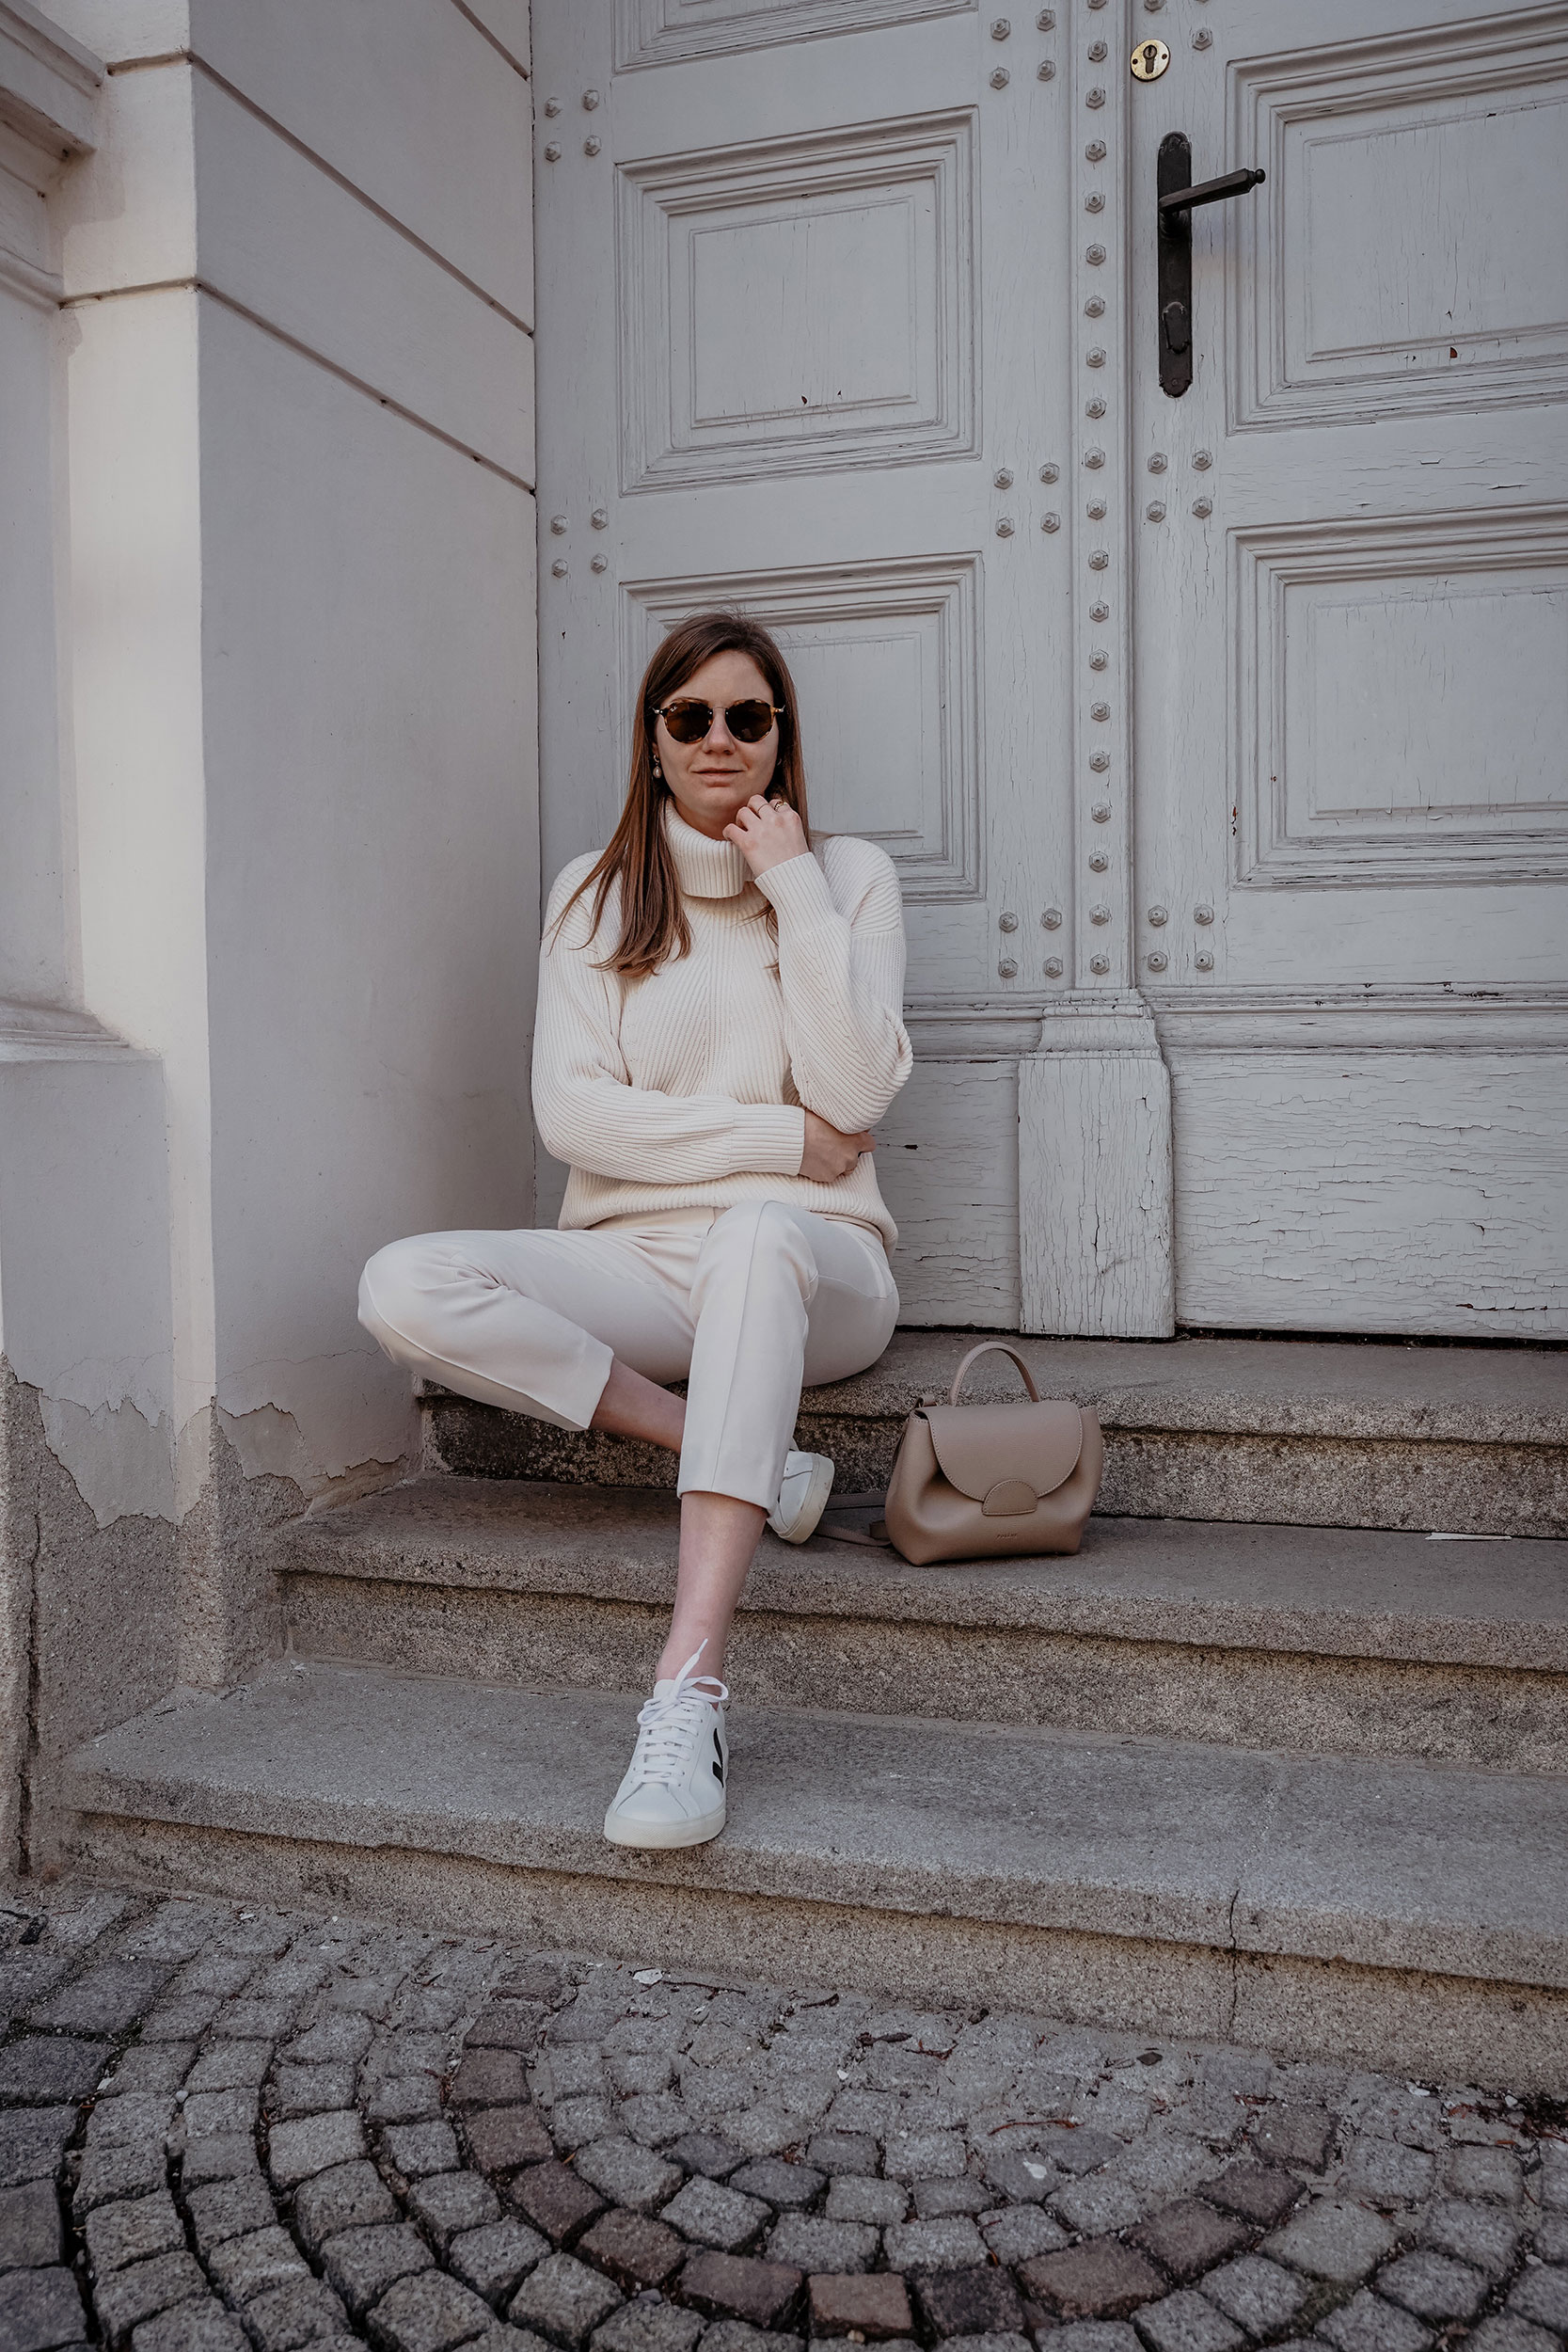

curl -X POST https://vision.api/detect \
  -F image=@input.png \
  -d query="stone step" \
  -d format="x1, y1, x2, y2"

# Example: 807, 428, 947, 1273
62, 1658, 1568, 2089
273, 1476, 1568, 1773
419, 1331, 1568, 1537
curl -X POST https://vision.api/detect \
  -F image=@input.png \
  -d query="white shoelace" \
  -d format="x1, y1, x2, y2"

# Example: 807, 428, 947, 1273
630, 1641, 730, 1787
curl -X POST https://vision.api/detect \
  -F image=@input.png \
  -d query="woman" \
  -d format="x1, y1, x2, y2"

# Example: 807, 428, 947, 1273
358, 612, 911, 1851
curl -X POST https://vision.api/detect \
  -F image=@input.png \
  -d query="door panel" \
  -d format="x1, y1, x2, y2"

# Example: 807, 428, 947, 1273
1131, 0, 1568, 1333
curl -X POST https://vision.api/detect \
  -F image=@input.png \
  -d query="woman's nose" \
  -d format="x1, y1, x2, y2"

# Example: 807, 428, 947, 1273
705, 709, 735, 748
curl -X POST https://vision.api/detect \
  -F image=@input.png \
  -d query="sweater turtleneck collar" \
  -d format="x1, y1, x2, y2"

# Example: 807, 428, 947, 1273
664, 800, 750, 898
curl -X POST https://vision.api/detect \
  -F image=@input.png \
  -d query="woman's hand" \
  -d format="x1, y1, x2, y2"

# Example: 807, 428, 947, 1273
800, 1108, 874, 1184
724, 794, 809, 879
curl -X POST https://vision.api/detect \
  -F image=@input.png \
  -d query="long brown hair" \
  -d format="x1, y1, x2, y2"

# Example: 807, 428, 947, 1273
556, 611, 811, 981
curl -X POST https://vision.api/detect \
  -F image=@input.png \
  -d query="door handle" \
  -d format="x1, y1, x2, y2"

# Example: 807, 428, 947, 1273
1157, 132, 1264, 397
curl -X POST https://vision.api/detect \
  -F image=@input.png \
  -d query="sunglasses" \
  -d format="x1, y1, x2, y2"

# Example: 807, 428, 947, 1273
655, 697, 784, 746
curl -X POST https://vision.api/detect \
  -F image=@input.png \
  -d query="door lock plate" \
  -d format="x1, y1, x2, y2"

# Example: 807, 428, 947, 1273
1131, 38, 1170, 81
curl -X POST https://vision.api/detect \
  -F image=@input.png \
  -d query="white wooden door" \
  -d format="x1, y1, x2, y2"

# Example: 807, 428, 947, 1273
532, 0, 1125, 1330
1129, 0, 1568, 1335
533, 0, 1568, 1339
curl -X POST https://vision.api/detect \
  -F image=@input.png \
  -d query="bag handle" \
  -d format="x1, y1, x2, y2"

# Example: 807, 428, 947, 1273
948, 1340, 1041, 1407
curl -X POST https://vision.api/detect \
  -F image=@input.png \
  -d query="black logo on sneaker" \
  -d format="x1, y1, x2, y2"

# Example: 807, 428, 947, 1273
712, 1732, 725, 1786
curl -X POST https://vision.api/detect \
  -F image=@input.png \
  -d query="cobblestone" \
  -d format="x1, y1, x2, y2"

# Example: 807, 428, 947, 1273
660, 2179, 770, 2256
131, 2298, 250, 2352
0, 2173, 63, 2265
409, 2173, 502, 2250
0, 2038, 105, 2105
1197, 2250, 1307, 2336
763, 2214, 879, 2274
1264, 2199, 1401, 2283
676, 2252, 801, 2331
1020, 2239, 1166, 2322
446, 2217, 548, 2306
825, 2176, 908, 2226
84, 2191, 186, 2272
510, 2164, 606, 2249
462, 2106, 554, 2176
574, 2209, 685, 2294
591, 2304, 703, 2352
1, 2104, 75, 2187
1421, 2201, 1524, 2281
728, 2161, 821, 2211
321, 2224, 435, 2317
186, 2172, 279, 2248
1134, 2288, 1245, 2352
1316, 2289, 1433, 2352
206, 2226, 312, 2303
1508, 2266, 1568, 2334
93, 2249, 209, 2345
1, 1882, 1560, 2352
0, 2263, 87, 2352
909, 2266, 1025, 2339
574, 2140, 683, 2216
1131, 2201, 1249, 2284
882, 2217, 987, 2271
508, 2252, 622, 2349
271, 2112, 368, 2187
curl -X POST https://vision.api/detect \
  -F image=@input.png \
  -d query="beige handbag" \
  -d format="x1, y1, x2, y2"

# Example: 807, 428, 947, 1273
838, 1341, 1102, 1565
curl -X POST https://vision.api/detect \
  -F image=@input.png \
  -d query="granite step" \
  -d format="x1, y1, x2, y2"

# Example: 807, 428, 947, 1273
272, 1477, 1568, 1773
61, 1658, 1568, 2089
419, 1332, 1568, 1538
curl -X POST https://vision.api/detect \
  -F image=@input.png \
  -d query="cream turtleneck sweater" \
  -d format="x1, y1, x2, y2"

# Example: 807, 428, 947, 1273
532, 804, 912, 1248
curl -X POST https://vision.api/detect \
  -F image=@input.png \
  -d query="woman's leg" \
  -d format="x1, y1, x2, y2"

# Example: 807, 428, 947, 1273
591, 1357, 685, 1452
357, 1226, 696, 1430
661, 1204, 900, 1679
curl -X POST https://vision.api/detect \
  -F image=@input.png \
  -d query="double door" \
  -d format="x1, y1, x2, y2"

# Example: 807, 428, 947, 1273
533, 0, 1566, 1337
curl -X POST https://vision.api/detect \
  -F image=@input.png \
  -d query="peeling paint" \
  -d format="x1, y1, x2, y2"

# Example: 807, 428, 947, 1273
40, 1391, 174, 1529
215, 1399, 407, 1508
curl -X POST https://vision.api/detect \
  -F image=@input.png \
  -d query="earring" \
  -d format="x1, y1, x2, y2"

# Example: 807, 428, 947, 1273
652, 755, 662, 778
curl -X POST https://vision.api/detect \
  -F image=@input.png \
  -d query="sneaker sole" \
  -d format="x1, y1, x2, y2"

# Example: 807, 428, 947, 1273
602, 1802, 726, 1851
768, 1453, 835, 1545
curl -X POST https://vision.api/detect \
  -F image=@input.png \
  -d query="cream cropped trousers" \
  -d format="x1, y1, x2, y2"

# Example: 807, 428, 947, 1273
358, 1201, 899, 1514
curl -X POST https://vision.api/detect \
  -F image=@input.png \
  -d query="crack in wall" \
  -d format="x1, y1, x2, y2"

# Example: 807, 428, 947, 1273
18, 1507, 42, 1878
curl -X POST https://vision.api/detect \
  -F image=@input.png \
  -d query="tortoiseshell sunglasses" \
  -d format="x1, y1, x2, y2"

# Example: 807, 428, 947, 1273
654, 698, 784, 745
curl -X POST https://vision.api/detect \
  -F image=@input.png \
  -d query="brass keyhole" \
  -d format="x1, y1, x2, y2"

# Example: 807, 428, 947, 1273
1131, 37, 1170, 80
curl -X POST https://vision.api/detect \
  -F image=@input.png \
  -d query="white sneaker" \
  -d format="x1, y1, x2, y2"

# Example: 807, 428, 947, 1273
768, 1450, 834, 1544
604, 1643, 729, 1850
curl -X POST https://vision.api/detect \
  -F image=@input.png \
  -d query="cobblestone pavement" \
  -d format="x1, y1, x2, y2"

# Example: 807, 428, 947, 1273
3, 1884, 1565, 2352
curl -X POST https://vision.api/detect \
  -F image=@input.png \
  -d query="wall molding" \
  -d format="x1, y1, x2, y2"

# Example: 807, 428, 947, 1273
614, 0, 974, 72
908, 986, 1568, 1059
0, 0, 101, 170
1153, 986, 1568, 1055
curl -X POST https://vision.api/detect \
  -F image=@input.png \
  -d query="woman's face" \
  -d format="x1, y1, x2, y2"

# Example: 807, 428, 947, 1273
653, 648, 781, 842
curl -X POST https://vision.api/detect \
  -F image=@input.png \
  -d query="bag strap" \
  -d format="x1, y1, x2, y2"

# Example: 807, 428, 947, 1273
948, 1340, 1041, 1406
816, 1518, 892, 1548
816, 1495, 892, 1549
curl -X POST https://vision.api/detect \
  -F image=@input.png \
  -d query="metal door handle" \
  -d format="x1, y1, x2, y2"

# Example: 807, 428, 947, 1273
1158, 167, 1265, 217
1157, 134, 1264, 397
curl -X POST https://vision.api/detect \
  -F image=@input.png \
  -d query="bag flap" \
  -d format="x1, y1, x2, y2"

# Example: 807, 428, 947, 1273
920, 1399, 1085, 1503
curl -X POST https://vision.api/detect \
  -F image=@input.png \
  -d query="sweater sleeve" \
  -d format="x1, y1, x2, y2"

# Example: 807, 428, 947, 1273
532, 866, 807, 1183
753, 843, 913, 1133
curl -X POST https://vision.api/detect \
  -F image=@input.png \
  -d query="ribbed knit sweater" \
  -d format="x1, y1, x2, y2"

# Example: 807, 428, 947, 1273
533, 804, 913, 1248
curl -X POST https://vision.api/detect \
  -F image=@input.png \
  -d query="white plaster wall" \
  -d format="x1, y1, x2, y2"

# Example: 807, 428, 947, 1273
201, 302, 535, 1484
0, 261, 71, 1008
45, 0, 539, 1503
